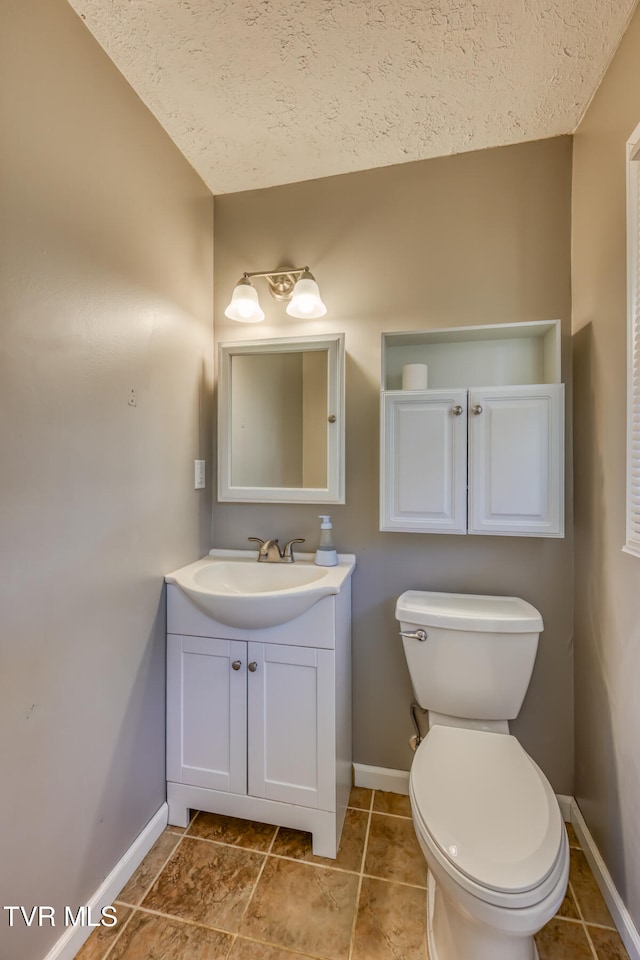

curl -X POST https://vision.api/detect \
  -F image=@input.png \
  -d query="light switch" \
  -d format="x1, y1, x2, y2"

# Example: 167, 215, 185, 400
194, 460, 206, 489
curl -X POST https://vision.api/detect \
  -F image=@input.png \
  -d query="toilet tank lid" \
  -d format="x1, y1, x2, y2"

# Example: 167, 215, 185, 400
395, 591, 543, 632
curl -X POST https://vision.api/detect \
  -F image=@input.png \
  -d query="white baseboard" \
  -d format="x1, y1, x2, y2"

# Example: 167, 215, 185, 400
353, 765, 576, 816
353, 763, 410, 795
555, 793, 573, 821
43, 803, 168, 960
570, 799, 640, 960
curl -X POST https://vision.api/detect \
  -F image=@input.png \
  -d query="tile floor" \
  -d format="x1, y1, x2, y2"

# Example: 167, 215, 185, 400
75, 789, 630, 960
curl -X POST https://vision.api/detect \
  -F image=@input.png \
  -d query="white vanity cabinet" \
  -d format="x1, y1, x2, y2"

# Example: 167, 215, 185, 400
165, 566, 353, 858
380, 321, 565, 537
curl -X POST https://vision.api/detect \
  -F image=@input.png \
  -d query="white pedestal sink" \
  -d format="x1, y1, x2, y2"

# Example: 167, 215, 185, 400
165, 548, 355, 628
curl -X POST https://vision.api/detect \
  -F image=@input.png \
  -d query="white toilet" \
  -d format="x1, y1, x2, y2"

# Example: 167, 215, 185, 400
396, 590, 569, 960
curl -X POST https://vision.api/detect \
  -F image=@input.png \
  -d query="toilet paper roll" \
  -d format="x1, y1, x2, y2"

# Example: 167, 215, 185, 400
402, 363, 428, 390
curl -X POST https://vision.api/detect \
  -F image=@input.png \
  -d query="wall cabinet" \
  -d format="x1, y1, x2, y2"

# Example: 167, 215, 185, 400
165, 571, 353, 858
380, 321, 565, 537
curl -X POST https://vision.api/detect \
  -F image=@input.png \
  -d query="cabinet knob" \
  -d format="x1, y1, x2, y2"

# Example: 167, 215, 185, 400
248, 661, 258, 672
231, 660, 242, 671
452, 405, 464, 416
328, 414, 337, 423
472, 404, 483, 415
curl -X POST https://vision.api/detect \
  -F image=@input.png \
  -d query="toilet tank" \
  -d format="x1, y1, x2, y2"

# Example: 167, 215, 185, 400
396, 591, 543, 721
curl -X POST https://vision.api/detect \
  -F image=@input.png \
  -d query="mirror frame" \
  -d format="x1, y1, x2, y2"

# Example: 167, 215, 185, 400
217, 333, 345, 503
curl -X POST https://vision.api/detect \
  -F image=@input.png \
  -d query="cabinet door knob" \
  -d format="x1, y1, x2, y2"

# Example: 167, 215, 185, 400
452, 405, 464, 416
472, 404, 483, 415
231, 660, 242, 671
248, 661, 258, 672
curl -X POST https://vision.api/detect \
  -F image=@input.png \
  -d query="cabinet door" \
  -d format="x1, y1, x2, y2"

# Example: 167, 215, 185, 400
468, 384, 564, 536
380, 390, 467, 533
247, 642, 334, 809
167, 634, 247, 794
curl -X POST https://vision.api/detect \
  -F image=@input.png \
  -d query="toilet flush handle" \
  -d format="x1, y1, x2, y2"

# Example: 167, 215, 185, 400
399, 629, 428, 642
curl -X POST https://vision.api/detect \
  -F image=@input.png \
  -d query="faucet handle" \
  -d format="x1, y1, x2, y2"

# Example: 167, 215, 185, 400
282, 538, 305, 562
248, 537, 265, 556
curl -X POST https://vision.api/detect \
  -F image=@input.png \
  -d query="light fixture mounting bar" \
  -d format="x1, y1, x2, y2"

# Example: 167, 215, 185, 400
242, 266, 310, 301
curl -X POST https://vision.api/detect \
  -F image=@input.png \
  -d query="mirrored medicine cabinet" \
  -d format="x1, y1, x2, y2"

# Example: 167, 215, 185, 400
217, 334, 345, 503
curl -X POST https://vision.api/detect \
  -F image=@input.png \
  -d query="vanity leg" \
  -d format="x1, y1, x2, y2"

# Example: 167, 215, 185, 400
311, 815, 338, 858
167, 793, 190, 828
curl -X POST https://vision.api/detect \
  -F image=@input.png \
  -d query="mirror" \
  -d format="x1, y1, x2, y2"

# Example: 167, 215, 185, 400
218, 334, 345, 503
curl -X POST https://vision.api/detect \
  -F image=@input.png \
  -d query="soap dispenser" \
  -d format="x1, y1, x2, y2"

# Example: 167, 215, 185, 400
315, 516, 338, 567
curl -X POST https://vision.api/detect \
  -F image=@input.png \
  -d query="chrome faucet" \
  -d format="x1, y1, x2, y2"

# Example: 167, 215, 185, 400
248, 537, 305, 563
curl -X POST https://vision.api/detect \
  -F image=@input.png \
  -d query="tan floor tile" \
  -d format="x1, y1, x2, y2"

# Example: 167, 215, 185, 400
557, 886, 580, 920
570, 849, 615, 927
117, 832, 183, 905
351, 876, 428, 960
73, 906, 132, 960
188, 812, 277, 852
229, 939, 315, 959
372, 791, 412, 818
142, 836, 264, 933
240, 857, 359, 960
107, 910, 232, 960
566, 823, 581, 848
364, 814, 427, 887
270, 809, 368, 873
348, 786, 373, 810
589, 925, 631, 959
535, 917, 594, 959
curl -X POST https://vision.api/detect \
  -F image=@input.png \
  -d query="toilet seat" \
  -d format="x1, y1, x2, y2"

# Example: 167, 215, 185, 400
410, 725, 565, 910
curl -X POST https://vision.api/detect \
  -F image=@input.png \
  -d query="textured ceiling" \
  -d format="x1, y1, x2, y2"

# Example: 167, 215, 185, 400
68, 0, 637, 195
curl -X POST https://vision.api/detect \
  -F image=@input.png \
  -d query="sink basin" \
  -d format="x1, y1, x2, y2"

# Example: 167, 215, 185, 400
166, 549, 355, 629
193, 561, 328, 595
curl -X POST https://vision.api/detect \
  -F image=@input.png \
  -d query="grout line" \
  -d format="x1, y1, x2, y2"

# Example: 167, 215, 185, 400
96, 903, 137, 960
121, 903, 236, 935
267, 850, 360, 875
231, 932, 325, 959
360, 872, 427, 891
568, 881, 600, 960
115, 830, 184, 908
369, 810, 412, 821
347, 790, 374, 960
234, 826, 278, 932
108, 904, 324, 960
582, 922, 601, 960
179, 831, 274, 856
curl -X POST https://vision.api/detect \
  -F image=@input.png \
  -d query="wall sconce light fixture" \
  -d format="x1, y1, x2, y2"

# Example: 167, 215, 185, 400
224, 266, 327, 323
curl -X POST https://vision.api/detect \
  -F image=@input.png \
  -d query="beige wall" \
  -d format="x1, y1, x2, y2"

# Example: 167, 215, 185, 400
214, 137, 574, 792
572, 4, 640, 930
0, 2, 213, 958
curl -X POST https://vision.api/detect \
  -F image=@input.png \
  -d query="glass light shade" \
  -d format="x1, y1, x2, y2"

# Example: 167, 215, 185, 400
286, 273, 327, 319
224, 279, 265, 323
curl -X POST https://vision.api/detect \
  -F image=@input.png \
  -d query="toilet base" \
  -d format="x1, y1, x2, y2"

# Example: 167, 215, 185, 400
427, 871, 540, 960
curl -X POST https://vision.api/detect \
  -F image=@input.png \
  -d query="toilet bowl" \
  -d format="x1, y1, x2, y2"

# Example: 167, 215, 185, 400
395, 590, 569, 960
410, 725, 569, 960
